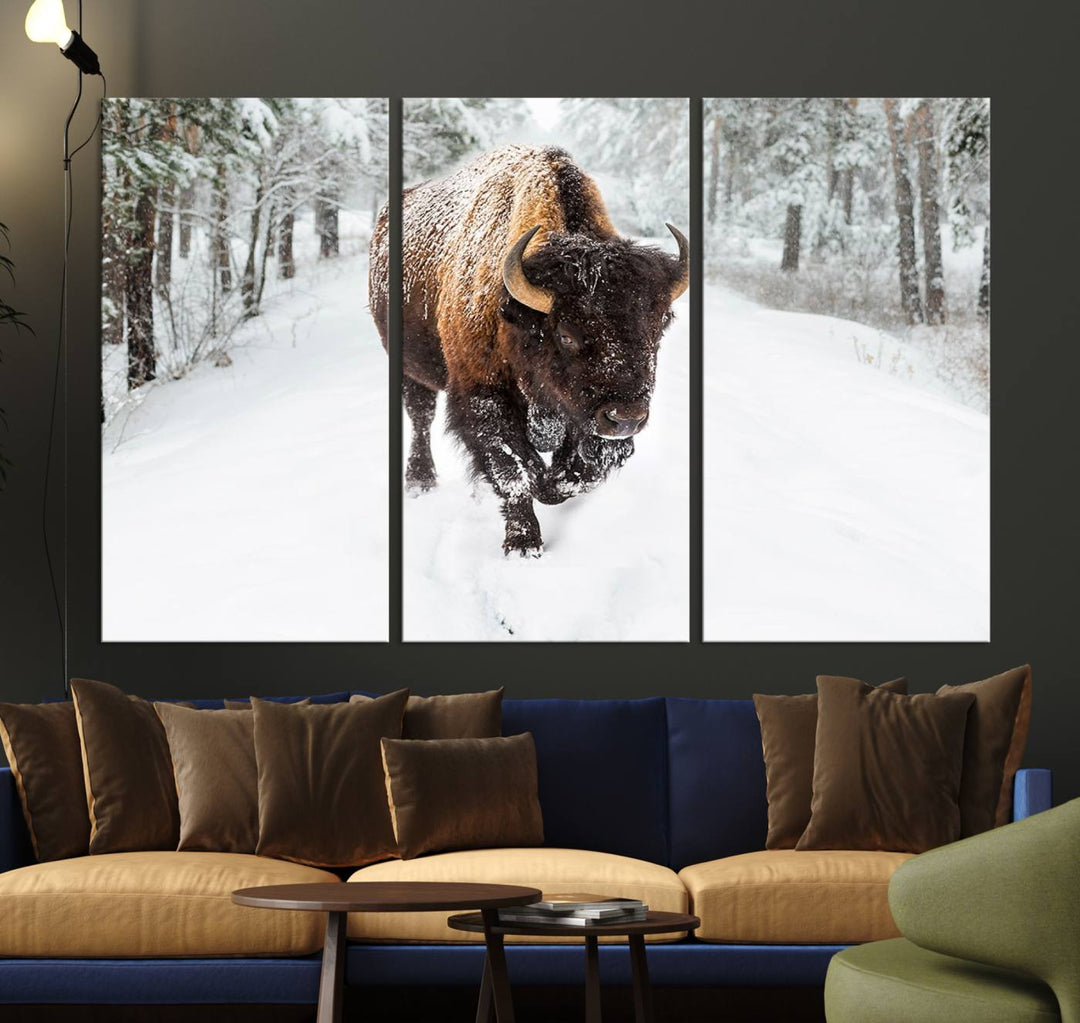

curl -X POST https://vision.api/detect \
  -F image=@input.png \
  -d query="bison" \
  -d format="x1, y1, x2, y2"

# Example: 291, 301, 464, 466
370, 144, 688, 556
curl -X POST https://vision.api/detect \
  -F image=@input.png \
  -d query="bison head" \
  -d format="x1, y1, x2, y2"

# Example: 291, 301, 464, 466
499, 225, 689, 440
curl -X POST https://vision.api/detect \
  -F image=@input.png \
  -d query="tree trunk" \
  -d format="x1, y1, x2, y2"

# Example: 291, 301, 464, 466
101, 205, 125, 345
278, 210, 295, 279
126, 188, 157, 389
241, 179, 263, 317
256, 204, 276, 310
978, 223, 990, 322
840, 98, 858, 225
212, 163, 231, 293
914, 101, 946, 325
840, 168, 854, 225
154, 105, 177, 296
155, 185, 174, 295
317, 193, 339, 259
178, 183, 194, 258
102, 103, 128, 346
707, 114, 722, 225
780, 204, 802, 271
178, 122, 200, 259
883, 98, 924, 326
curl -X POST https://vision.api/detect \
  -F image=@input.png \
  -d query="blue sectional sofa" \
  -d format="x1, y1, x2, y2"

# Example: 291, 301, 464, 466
0, 695, 1053, 1006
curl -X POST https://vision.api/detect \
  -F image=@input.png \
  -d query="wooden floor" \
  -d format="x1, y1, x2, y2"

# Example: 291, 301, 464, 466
4, 987, 827, 1023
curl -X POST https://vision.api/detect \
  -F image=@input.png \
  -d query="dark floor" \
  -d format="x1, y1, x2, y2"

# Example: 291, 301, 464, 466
4, 987, 827, 1023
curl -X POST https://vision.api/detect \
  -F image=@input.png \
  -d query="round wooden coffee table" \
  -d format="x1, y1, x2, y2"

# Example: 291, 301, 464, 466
233, 881, 541, 1023
448, 909, 700, 1023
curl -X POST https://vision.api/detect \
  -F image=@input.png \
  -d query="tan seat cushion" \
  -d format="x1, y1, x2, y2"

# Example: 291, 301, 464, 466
0, 852, 340, 957
680, 850, 914, 944
347, 847, 687, 943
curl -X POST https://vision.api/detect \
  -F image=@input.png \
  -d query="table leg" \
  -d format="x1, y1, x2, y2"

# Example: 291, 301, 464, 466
584, 934, 602, 1023
475, 952, 495, 1023
481, 909, 516, 1023
629, 933, 654, 1023
316, 911, 347, 1023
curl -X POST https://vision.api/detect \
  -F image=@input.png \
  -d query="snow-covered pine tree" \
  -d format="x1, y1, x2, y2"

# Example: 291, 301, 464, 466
558, 98, 689, 237
943, 97, 990, 320
102, 96, 195, 387
403, 98, 528, 184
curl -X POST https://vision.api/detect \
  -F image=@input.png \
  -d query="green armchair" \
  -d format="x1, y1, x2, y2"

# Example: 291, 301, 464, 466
825, 799, 1080, 1023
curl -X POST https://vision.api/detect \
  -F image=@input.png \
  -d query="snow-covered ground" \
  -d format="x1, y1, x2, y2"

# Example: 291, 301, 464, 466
102, 234, 387, 641
403, 285, 690, 642
704, 283, 989, 641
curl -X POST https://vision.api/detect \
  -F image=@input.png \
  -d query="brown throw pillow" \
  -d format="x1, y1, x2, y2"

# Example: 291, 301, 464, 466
155, 704, 259, 854
938, 665, 1032, 835
0, 702, 89, 861
381, 733, 544, 859
253, 690, 409, 868
753, 677, 907, 849
71, 678, 181, 854
797, 676, 974, 853
350, 689, 503, 739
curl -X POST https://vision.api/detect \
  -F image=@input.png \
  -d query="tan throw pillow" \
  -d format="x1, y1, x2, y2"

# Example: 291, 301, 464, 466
71, 678, 181, 854
797, 676, 974, 854
938, 665, 1032, 835
350, 689, 503, 739
253, 690, 409, 868
753, 677, 907, 849
155, 704, 260, 854
0, 702, 89, 861
381, 734, 544, 860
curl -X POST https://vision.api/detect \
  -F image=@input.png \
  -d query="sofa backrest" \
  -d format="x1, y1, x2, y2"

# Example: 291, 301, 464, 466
503, 697, 769, 869
502, 698, 670, 865
0, 768, 34, 873
665, 698, 768, 870
177, 691, 351, 709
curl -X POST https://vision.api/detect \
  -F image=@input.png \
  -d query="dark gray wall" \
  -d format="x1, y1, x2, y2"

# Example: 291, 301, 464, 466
1, 1, 1077, 802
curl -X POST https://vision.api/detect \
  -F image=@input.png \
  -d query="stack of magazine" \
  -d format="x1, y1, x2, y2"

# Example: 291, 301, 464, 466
498, 893, 648, 927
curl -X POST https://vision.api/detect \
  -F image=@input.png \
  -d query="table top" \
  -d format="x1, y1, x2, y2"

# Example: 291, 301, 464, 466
232, 881, 542, 913
447, 910, 700, 938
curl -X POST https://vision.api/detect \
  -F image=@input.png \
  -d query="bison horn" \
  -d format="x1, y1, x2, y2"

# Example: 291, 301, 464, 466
503, 225, 555, 315
666, 223, 690, 302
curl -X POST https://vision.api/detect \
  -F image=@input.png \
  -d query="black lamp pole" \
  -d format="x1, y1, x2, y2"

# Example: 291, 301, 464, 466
28, 0, 105, 698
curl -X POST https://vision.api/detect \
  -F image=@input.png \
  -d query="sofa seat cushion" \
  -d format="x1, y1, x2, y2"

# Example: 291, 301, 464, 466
680, 850, 913, 943
825, 938, 1060, 1023
0, 852, 340, 957
347, 847, 687, 943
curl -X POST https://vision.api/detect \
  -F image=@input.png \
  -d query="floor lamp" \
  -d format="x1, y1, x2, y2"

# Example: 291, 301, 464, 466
24, 0, 105, 697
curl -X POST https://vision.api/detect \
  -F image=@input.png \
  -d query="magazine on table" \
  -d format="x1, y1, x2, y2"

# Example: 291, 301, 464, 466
498, 893, 648, 926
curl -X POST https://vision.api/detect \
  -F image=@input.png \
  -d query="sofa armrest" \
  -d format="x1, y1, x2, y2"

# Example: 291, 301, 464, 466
1012, 768, 1052, 820
0, 767, 34, 873
889, 799, 1080, 1023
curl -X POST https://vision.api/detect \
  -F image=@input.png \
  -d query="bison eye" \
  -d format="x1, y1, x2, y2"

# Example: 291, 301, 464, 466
558, 332, 579, 352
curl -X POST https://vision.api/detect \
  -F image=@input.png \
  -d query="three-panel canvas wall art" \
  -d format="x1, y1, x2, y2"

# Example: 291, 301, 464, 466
100, 98, 990, 643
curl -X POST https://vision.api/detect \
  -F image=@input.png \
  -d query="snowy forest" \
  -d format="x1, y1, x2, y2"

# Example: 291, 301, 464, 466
100, 98, 388, 642
705, 97, 990, 410
101, 97, 388, 426
704, 97, 990, 643
401, 98, 690, 641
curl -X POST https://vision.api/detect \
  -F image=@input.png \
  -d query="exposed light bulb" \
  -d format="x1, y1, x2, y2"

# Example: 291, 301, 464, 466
24, 0, 101, 75
24, 0, 74, 49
